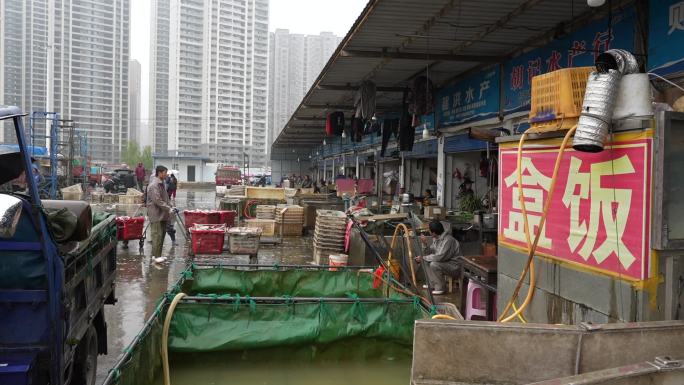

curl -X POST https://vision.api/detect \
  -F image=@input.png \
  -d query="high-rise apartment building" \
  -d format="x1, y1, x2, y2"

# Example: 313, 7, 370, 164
150, 0, 269, 167
0, 0, 130, 162
129, 59, 141, 145
267, 30, 341, 149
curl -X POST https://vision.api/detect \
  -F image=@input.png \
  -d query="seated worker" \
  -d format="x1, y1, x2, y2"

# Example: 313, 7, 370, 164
415, 220, 461, 295
423, 189, 434, 206
301, 175, 313, 188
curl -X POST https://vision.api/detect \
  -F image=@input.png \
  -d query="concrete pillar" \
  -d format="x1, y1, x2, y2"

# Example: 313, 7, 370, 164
323, 159, 327, 181
437, 136, 446, 207
355, 155, 360, 178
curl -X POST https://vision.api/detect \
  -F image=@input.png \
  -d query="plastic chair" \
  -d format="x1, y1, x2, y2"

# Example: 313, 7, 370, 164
465, 278, 488, 320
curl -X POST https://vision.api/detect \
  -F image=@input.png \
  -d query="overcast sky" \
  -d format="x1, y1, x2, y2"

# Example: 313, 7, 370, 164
131, 0, 367, 121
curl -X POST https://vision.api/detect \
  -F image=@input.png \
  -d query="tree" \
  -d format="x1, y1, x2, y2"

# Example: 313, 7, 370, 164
122, 140, 141, 167
141, 146, 153, 171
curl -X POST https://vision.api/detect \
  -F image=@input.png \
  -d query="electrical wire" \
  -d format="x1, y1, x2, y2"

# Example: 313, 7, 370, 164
647, 72, 684, 93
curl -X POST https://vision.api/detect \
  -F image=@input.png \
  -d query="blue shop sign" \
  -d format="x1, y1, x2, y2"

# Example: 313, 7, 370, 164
436, 66, 500, 128
416, 114, 435, 134
404, 139, 438, 159
503, 7, 635, 116
444, 134, 490, 154
649, 0, 684, 75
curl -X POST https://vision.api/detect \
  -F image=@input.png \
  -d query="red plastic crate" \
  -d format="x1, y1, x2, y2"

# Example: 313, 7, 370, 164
183, 210, 221, 229
190, 224, 226, 254
116, 216, 145, 241
218, 210, 237, 228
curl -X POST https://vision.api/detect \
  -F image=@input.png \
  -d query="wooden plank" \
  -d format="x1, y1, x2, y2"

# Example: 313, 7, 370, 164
357, 213, 408, 221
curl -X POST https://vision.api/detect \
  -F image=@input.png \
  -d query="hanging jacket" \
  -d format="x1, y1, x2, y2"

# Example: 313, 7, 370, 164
351, 117, 364, 142
325, 113, 333, 136
409, 76, 435, 117
330, 111, 345, 136
354, 80, 377, 120
399, 88, 415, 151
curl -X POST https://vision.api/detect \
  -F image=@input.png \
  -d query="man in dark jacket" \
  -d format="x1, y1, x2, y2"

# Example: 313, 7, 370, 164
135, 163, 146, 191
147, 165, 174, 263
166, 173, 178, 201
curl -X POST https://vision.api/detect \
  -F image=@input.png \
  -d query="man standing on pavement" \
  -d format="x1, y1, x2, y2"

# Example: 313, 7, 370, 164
147, 165, 175, 263
415, 220, 461, 295
135, 162, 146, 191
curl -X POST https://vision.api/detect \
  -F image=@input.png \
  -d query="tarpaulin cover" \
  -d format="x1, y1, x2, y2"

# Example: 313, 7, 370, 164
105, 298, 425, 385
168, 299, 425, 352
104, 267, 428, 385
0, 206, 45, 289
182, 268, 405, 298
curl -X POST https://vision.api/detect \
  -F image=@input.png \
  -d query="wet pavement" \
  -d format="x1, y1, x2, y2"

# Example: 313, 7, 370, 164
93, 189, 461, 383
94, 189, 314, 383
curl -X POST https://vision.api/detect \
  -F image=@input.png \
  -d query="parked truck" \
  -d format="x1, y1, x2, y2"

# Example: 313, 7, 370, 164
215, 165, 242, 188
0, 106, 118, 385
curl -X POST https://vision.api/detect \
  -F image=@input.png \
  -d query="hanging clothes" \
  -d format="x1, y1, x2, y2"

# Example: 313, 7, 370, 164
364, 120, 381, 136
351, 117, 364, 142
354, 80, 377, 120
325, 114, 333, 136
380, 118, 399, 157
409, 76, 435, 117
329, 111, 345, 136
399, 88, 415, 151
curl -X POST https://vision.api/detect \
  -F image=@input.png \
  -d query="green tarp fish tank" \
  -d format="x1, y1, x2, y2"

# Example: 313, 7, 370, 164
102, 264, 435, 385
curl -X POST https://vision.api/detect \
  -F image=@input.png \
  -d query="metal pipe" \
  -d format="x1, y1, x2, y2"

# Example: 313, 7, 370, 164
573, 70, 621, 152
191, 263, 376, 269
182, 296, 416, 304
101, 296, 169, 385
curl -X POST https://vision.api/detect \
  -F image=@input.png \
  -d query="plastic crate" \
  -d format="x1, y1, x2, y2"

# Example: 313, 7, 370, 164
115, 216, 145, 241
278, 222, 303, 236
228, 227, 261, 254
246, 186, 286, 200
245, 219, 276, 237
118, 194, 143, 204
184, 210, 221, 229
218, 210, 237, 228
190, 224, 226, 254
62, 191, 83, 201
529, 67, 593, 132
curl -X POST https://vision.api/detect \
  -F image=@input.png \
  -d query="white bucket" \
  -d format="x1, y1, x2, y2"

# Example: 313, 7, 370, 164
613, 73, 654, 121
329, 253, 349, 271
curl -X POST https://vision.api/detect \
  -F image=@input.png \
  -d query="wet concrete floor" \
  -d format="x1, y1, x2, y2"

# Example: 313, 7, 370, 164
93, 188, 460, 383
94, 189, 314, 383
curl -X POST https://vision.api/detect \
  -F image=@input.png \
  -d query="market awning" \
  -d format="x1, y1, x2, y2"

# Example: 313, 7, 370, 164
271, 0, 619, 159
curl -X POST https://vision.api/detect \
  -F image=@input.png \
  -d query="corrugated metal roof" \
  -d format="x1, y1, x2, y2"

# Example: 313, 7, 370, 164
271, 0, 603, 157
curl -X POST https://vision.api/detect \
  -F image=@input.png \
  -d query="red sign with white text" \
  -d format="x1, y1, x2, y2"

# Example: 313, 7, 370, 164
498, 135, 652, 280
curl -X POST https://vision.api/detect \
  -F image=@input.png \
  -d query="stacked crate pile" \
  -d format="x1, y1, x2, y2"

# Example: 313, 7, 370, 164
313, 210, 347, 264
245, 205, 276, 237
276, 205, 304, 236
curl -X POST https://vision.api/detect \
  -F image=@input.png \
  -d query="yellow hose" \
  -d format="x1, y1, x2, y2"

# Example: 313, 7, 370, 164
499, 126, 577, 323
162, 292, 186, 385
432, 314, 458, 320
511, 301, 527, 323
386, 223, 418, 287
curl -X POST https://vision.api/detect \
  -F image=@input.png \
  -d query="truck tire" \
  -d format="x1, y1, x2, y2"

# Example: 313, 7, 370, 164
72, 326, 98, 385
